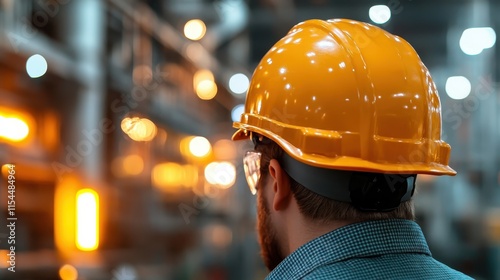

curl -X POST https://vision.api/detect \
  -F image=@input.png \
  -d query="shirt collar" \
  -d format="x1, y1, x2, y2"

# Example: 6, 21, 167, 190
266, 219, 431, 280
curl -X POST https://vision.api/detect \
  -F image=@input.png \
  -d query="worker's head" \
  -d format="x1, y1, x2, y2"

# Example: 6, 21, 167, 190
232, 19, 456, 270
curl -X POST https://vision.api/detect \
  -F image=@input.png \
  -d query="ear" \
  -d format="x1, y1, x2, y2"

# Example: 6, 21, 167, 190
268, 159, 292, 211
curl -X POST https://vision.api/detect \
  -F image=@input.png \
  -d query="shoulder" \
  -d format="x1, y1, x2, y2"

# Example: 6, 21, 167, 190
301, 255, 474, 280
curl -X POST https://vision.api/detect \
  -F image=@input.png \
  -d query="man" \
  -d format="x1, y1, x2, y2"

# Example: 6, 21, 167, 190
232, 19, 473, 279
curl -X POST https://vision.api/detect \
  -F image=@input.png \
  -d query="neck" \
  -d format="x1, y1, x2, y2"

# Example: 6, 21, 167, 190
286, 214, 352, 254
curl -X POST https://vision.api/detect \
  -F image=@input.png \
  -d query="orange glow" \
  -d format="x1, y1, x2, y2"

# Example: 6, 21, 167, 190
121, 117, 157, 142
0, 107, 35, 144
0, 250, 8, 268
195, 80, 218, 100
180, 136, 193, 158
152, 162, 183, 188
59, 264, 78, 280
182, 164, 199, 188
213, 139, 237, 160
152, 163, 199, 191
42, 111, 60, 151
112, 155, 144, 177
76, 189, 99, 251
0, 116, 29, 141
1, 164, 11, 177
55, 176, 79, 257
123, 155, 144, 175
193, 69, 214, 89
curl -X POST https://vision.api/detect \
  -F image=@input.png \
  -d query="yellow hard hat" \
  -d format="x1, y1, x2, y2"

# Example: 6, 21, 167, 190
233, 19, 456, 176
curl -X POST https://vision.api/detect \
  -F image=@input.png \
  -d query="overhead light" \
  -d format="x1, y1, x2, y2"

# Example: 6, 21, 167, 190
229, 73, 250, 94
231, 104, 245, 122
369, 5, 391, 25
204, 161, 236, 188
184, 19, 207, 41
0, 116, 30, 142
189, 136, 211, 158
26, 54, 48, 78
445, 76, 471, 100
196, 80, 218, 100
460, 27, 496, 55
121, 117, 157, 141
76, 189, 99, 251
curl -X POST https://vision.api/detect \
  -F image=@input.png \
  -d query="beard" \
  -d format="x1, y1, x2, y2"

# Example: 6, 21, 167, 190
257, 189, 285, 271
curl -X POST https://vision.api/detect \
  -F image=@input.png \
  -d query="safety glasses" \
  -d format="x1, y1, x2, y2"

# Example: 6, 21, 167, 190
243, 151, 261, 195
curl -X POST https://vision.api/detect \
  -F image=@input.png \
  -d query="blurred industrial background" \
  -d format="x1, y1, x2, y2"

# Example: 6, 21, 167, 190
0, 0, 499, 279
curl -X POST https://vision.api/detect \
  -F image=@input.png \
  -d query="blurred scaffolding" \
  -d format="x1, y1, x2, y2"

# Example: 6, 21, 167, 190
0, 0, 499, 279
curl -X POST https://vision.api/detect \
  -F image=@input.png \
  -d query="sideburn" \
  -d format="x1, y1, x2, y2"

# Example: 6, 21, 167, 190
257, 186, 285, 271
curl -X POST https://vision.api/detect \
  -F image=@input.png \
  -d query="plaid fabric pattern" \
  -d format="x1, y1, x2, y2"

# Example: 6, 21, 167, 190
266, 219, 473, 280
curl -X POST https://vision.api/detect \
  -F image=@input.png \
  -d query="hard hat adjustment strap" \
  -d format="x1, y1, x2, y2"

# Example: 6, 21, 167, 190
279, 152, 416, 212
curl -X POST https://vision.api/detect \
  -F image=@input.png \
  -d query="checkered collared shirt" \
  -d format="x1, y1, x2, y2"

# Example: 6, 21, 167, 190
266, 219, 473, 280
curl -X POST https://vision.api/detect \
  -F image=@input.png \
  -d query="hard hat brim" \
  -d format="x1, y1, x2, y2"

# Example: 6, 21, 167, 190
232, 122, 457, 176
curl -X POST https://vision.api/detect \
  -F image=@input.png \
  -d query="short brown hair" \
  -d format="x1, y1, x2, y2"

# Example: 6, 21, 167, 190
256, 141, 415, 223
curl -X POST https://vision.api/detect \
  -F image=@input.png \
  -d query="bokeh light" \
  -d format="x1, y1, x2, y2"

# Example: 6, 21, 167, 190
231, 104, 245, 122
76, 189, 99, 251
446, 76, 471, 100
189, 136, 212, 157
193, 69, 215, 88
184, 19, 207, 41
112, 155, 144, 177
459, 27, 496, 55
152, 163, 199, 190
229, 73, 250, 94
59, 264, 78, 280
195, 80, 218, 100
121, 117, 157, 141
369, 5, 391, 24
26, 54, 48, 78
204, 161, 236, 188
0, 116, 30, 142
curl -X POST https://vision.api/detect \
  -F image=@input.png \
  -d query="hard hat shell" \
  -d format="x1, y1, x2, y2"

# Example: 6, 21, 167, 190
233, 19, 456, 176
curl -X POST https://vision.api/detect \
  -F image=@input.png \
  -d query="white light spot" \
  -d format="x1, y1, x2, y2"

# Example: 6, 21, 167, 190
229, 73, 249, 94
460, 27, 496, 55
189, 136, 211, 157
231, 104, 245, 122
445, 76, 471, 100
184, 19, 206, 41
26, 54, 48, 78
369, 5, 391, 24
